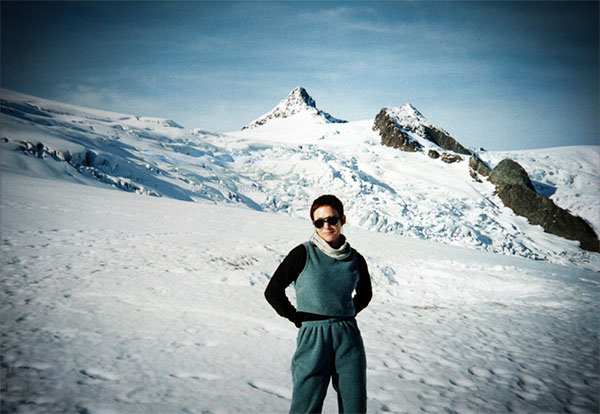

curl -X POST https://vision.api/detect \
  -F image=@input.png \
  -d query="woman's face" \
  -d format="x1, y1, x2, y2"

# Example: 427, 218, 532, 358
313, 205, 345, 246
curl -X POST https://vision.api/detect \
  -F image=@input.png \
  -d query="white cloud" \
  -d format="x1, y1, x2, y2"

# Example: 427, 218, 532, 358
55, 83, 164, 119
298, 5, 402, 35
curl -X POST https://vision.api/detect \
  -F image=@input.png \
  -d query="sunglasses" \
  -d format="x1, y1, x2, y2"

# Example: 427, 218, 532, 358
313, 216, 341, 228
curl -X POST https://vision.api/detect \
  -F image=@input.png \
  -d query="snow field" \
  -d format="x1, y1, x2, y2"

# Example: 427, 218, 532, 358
1, 172, 598, 413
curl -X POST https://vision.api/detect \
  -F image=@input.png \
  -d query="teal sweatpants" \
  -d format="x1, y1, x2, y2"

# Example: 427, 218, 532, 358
289, 317, 367, 414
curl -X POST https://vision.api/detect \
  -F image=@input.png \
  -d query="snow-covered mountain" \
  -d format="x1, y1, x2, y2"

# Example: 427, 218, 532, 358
383, 104, 441, 136
374, 104, 472, 155
242, 87, 347, 129
1, 88, 598, 269
1, 88, 598, 413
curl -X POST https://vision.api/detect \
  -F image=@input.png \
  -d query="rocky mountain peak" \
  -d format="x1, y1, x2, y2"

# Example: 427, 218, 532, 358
286, 87, 316, 109
384, 104, 432, 133
242, 87, 346, 130
374, 104, 471, 155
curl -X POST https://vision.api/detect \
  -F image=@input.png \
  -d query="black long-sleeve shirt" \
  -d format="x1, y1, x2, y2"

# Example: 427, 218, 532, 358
264, 244, 372, 326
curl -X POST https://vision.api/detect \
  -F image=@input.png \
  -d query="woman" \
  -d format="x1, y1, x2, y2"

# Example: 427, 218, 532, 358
264, 194, 372, 414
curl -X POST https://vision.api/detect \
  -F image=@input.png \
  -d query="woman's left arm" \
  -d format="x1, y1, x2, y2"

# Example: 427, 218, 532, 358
264, 244, 307, 327
353, 253, 373, 314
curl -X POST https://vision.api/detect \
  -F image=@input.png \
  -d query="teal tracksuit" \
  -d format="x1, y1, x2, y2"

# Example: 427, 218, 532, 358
290, 317, 367, 413
290, 242, 367, 413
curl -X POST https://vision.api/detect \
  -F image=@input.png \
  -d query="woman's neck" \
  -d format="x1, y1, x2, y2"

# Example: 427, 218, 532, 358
328, 235, 345, 249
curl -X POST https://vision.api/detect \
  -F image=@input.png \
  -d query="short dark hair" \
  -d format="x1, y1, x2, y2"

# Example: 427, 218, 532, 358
310, 194, 344, 221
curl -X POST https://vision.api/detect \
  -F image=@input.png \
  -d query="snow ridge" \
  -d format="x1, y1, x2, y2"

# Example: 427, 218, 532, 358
242, 87, 346, 129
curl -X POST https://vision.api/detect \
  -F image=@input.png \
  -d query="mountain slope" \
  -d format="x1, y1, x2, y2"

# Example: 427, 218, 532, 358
1, 88, 598, 269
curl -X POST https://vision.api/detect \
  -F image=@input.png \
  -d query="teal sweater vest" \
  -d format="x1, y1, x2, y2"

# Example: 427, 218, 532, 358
294, 241, 360, 317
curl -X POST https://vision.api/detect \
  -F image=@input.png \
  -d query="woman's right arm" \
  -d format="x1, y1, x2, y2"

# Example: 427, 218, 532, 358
264, 244, 307, 327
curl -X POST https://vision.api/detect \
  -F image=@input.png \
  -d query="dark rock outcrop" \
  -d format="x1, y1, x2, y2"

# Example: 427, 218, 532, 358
489, 159, 535, 191
469, 154, 492, 177
489, 159, 599, 252
373, 109, 423, 152
428, 149, 440, 159
428, 150, 463, 163
496, 184, 599, 252
440, 153, 463, 164
469, 169, 483, 183
420, 125, 471, 155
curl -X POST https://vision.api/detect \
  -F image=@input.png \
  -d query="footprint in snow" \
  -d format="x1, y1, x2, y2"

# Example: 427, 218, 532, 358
247, 380, 289, 400
169, 372, 220, 381
467, 366, 493, 380
397, 370, 421, 382
195, 340, 219, 348
79, 369, 119, 381
448, 377, 477, 390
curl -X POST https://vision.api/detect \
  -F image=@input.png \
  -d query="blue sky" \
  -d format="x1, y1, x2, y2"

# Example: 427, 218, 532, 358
2, 1, 598, 150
